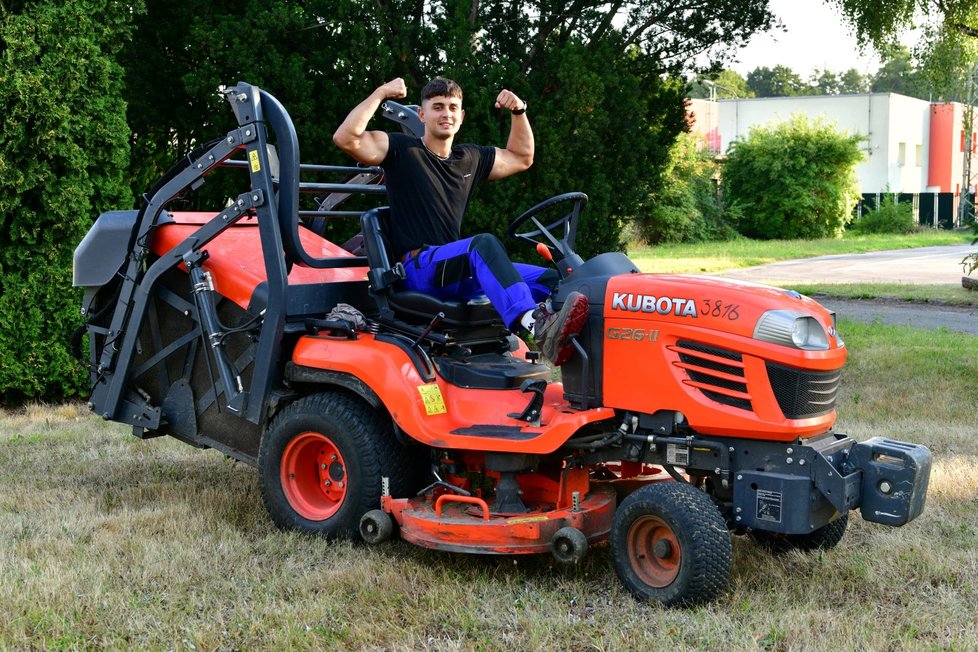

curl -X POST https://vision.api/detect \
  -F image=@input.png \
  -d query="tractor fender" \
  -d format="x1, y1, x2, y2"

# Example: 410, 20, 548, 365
291, 333, 614, 453
283, 362, 383, 411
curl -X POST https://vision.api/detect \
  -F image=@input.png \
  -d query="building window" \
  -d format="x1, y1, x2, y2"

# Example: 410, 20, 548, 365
898, 142, 907, 166
915, 144, 923, 167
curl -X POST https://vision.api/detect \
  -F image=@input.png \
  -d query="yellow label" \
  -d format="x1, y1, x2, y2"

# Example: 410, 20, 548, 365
417, 384, 447, 416
248, 148, 261, 173
506, 515, 549, 525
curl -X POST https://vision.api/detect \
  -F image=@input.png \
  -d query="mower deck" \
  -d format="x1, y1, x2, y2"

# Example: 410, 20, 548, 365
386, 486, 616, 555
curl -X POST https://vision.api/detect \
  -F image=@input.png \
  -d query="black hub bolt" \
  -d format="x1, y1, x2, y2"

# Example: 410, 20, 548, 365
653, 539, 674, 559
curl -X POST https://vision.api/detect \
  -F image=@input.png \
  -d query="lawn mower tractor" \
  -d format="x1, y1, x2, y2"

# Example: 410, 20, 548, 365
73, 83, 931, 606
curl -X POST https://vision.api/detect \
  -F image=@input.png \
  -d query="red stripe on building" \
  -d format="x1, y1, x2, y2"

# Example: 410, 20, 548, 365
930, 104, 955, 192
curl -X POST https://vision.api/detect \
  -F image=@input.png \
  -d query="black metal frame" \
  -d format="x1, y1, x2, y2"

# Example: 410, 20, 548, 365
86, 82, 380, 432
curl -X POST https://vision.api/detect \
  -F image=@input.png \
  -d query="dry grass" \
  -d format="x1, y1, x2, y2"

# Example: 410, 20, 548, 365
2, 320, 977, 650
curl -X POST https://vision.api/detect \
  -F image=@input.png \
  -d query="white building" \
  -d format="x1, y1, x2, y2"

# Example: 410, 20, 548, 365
687, 93, 978, 226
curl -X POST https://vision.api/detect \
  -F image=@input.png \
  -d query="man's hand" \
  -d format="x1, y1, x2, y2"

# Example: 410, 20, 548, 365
377, 78, 408, 100
494, 89, 526, 113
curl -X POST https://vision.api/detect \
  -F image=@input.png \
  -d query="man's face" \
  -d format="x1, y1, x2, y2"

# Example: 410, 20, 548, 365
419, 94, 464, 140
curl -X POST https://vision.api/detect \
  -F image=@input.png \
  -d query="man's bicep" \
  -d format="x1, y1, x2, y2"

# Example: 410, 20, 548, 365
348, 130, 390, 166
488, 147, 524, 180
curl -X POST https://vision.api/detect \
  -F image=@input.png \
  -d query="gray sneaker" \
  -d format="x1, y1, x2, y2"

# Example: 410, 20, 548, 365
533, 292, 589, 366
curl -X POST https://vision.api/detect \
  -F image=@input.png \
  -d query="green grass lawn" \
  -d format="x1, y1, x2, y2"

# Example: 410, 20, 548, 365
1, 320, 976, 649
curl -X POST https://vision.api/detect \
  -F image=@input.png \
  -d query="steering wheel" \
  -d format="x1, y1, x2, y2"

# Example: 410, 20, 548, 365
506, 192, 588, 261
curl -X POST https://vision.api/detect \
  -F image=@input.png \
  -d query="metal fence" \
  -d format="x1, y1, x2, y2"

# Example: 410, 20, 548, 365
858, 193, 975, 229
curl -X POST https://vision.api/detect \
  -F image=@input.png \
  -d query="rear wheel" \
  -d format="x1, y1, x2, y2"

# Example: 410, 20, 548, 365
611, 482, 731, 607
751, 513, 849, 553
259, 392, 409, 539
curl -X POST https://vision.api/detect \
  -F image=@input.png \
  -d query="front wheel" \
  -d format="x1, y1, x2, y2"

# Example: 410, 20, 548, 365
611, 482, 732, 607
258, 392, 403, 539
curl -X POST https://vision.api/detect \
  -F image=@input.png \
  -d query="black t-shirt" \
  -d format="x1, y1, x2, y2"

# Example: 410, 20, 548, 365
381, 132, 496, 260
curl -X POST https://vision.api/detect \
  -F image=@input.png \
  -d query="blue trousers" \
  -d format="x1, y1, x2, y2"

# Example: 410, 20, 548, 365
402, 234, 557, 328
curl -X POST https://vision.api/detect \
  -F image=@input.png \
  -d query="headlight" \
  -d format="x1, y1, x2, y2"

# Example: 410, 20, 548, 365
754, 310, 829, 350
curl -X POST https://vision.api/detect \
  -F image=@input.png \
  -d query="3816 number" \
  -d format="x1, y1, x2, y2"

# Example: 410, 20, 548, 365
700, 300, 740, 321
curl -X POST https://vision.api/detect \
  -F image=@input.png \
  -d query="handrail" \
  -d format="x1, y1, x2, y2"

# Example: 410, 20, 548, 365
220, 159, 382, 175
435, 494, 491, 521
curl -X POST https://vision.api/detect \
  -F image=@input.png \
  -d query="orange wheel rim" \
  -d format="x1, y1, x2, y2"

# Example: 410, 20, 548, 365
627, 514, 682, 588
281, 431, 347, 521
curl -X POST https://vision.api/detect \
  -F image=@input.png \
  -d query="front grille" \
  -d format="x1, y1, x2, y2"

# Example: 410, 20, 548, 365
672, 340, 752, 412
766, 362, 841, 419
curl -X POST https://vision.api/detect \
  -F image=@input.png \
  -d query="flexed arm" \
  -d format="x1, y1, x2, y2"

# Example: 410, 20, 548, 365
333, 78, 408, 166
489, 89, 534, 180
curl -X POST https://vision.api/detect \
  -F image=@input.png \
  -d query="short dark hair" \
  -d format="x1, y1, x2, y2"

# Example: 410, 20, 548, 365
421, 77, 463, 102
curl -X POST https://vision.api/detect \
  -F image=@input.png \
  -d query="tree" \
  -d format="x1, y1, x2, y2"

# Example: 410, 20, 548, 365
839, 68, 871, 93
634, 132, 739, 244
871, 45, 928, 98
746, 65, 806, 97
0, 0, 136, 402
792, 68, 869, 96
832, 0, 978, 48
809, 68, 841, 95
688, 69, 752, 99
722, 115, 865, 239
832, 0, 978, 99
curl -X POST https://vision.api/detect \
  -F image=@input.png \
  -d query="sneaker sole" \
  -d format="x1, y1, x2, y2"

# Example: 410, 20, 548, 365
552, 294, 590, 366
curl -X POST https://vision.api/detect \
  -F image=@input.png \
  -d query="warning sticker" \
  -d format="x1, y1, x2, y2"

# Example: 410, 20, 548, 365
417, 384, 447, 416
248, 148, 261, 173
756, 489, 783, 524
666, 443, 689, 466
506, 515, 549, 525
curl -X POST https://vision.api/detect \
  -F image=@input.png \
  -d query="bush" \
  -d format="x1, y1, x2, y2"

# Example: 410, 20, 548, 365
722, 115, 864, 240
0, 0, 135, 403
635, 132, 739, 244
850, 195, 916, 234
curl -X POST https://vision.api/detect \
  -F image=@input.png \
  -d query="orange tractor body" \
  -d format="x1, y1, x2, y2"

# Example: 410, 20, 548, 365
73, 83, 930, 606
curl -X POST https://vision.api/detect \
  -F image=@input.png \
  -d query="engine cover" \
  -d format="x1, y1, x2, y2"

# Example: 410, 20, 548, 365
580, 272, 847, 441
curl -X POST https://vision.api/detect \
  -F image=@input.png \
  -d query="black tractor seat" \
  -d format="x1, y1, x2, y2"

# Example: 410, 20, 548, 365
359, 207, 504, 328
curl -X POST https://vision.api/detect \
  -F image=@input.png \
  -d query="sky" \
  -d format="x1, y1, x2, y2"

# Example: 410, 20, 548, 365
725, 0, 911, 78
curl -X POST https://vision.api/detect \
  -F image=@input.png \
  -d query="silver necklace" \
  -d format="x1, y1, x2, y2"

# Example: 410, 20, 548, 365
422, 140, 451, 160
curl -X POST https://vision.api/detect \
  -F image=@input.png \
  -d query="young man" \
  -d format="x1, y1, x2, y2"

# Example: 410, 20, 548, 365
333, 76, 588, 365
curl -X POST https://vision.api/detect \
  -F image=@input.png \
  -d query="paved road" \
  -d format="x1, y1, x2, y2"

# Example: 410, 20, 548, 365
716, 244, 978, 335
719, 244, 974, 285
816, 297, 978, 335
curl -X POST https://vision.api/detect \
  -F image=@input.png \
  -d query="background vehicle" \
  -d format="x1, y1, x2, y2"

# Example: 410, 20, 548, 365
73, 82, 931, 606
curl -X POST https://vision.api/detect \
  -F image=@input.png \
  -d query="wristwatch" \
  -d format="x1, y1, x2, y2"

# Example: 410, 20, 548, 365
511, 102, 527, 116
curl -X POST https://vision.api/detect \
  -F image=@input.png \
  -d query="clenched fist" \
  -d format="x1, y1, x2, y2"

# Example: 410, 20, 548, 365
377, 78, 408, 100
494, 89, 525, 113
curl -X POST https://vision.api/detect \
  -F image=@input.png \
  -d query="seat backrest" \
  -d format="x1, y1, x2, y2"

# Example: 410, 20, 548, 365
361, 206, 412, 322
360, 206, 392, 269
